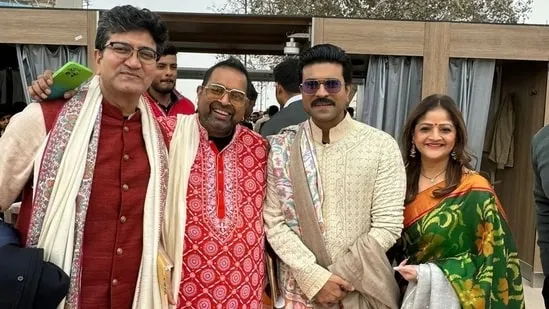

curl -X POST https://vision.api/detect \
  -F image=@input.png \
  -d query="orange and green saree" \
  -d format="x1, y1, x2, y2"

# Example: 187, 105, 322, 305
402, 173, 524, 309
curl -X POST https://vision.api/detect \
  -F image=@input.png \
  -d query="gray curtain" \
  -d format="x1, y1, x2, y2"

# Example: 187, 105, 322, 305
483, 64, 503, 154
357, 56, 423, 140
16, 45, 87, 103
447, 59, 495, 170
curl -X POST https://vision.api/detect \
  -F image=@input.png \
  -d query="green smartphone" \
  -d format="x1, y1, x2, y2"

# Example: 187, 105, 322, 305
47, 61, 93, 100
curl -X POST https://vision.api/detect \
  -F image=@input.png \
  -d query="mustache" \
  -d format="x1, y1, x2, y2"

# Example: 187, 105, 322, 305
210, 101, 235, 115
311, 98, 336, 107
160, 79, 174, 83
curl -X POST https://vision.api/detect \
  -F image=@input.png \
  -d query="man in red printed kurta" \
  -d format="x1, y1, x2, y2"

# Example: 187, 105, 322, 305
158, 57, 268, 309
0, 6, 169, 309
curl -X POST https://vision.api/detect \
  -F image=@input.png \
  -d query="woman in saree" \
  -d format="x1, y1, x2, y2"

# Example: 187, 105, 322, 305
393, 94, 525, 308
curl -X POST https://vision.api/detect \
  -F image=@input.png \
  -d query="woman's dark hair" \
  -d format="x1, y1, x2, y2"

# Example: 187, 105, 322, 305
401, 94, 473, 204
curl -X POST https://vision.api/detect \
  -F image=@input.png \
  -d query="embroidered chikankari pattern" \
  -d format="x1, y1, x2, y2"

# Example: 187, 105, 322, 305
178, 126, 268, 309
264, 117, 406, 305
202, 142, 239, 241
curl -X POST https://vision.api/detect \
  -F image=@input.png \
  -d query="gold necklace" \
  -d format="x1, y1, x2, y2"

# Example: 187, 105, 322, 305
420, 169, 446, 183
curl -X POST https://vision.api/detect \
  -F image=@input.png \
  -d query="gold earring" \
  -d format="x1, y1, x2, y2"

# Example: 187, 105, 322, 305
410, 144, 416, 158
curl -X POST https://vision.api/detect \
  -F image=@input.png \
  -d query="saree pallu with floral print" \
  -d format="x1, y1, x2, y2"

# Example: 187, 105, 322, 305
402, 174, 525, 309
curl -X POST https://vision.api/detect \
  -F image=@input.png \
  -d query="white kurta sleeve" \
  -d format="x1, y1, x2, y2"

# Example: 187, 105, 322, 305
367, 136, 406, 250
0, 103, 46, 210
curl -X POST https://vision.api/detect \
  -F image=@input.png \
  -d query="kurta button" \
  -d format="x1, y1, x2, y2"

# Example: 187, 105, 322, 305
112, 279, 118, 286
120, 216, 127, 223
123, 126, 129, 132
123, 154, 130, 161
116, 248, 123, 255
17, 276, 24, 282
122, 184, 129, 191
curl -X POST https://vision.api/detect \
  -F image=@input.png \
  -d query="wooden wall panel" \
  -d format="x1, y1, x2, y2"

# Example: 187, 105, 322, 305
450, 23, 549, 61
422, 23, 450, 98
0, 9, 88, 46
492, 61, 547, 265
311, 18, 325, 45
320, 18, 424, 56
315, 17, 549, 61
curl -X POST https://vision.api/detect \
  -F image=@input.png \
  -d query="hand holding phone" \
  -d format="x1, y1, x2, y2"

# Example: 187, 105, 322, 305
45, 61, 93, 100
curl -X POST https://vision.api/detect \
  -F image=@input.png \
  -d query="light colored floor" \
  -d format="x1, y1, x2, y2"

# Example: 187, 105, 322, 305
524, 280, 545, 309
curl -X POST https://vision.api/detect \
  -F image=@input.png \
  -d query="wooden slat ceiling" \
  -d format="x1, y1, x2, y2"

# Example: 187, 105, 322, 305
155, 12, 312, 55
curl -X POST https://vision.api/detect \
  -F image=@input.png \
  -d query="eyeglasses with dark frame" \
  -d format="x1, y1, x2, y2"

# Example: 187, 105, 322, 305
104, 42, 159, 64
300, 79, 343, 95
203, 83, 248, 106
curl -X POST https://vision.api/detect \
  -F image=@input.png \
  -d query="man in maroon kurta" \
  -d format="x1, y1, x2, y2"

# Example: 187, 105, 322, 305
0, 5, 169, 309
13, 100, 154, 308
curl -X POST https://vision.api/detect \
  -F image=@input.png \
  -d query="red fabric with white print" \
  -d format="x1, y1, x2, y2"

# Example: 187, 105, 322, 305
176, 124, 268, 309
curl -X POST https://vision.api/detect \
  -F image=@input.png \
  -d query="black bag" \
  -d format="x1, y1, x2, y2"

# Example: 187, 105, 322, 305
0, 219, 70, 309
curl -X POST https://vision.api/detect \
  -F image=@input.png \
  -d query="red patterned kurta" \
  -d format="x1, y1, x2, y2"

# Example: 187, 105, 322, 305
175, 123, 268, 309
